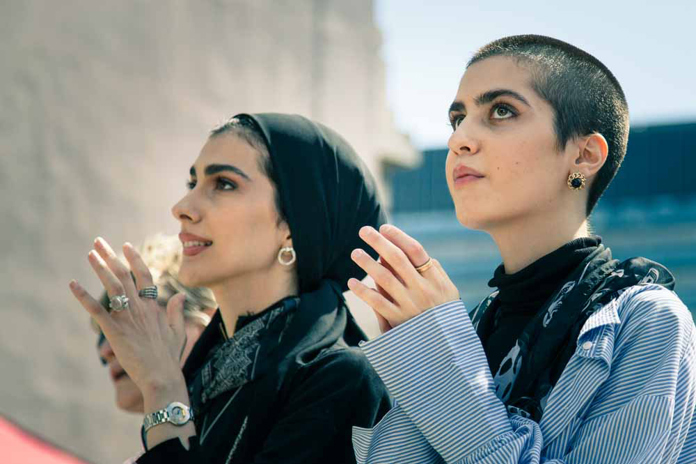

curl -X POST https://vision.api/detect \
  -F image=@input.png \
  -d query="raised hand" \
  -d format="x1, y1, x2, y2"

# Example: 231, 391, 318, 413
69, 237, 187, 392
347, 225, 460, 331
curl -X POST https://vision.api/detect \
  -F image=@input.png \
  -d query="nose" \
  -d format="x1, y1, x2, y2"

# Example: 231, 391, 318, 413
97, 335, 115, 365
172, 191, 201, 224
447, 118, 481, 156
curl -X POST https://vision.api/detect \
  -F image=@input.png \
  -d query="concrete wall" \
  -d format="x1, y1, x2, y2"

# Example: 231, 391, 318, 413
0, 1, 415, 462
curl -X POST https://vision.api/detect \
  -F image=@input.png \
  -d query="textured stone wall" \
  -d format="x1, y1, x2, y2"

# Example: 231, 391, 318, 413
0, 1, 415, 462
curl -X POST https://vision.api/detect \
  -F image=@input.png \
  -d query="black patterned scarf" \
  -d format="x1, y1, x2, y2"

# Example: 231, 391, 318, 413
471, 244, 675, 422
186, 297, 298, 414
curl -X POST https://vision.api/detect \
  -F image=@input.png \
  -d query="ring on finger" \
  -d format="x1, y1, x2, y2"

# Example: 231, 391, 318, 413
109, 294, 130, 312
415, 258, 434, 274
138, 286, 158, 300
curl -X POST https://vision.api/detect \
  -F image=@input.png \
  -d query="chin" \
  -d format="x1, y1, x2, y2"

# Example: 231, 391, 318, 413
115, 381, 145, 413
177, 264, 208, 288
455, 208, 488, 231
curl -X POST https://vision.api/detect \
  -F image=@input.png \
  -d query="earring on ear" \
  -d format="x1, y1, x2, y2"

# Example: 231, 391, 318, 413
567, 172, 586, 191
277, 247, 296, 266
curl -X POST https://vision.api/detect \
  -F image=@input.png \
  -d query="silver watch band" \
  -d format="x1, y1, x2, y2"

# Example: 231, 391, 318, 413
142, 401, 193, 433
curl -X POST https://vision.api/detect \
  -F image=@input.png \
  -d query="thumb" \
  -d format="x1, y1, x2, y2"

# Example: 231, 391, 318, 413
166, 293, 187, 336
374, 311, 393, 334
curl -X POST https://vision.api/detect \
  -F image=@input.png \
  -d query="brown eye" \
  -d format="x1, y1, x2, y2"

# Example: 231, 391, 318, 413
216, 178, 237, 191
491, 104, 516, 120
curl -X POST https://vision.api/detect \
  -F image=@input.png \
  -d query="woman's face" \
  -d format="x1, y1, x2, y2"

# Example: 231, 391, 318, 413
172, 134, 289, 289
445, 56, 576, 232
97, 318, 208, 414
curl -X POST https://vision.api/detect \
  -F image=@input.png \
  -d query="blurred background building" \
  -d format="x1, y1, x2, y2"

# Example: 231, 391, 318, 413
0, 1, 416, 462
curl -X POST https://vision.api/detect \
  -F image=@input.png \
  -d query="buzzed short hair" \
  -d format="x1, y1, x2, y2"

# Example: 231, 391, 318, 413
469, 35, 629, 215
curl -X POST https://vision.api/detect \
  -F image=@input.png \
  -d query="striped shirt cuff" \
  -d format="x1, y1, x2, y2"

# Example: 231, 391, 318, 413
360, 300, 514, 462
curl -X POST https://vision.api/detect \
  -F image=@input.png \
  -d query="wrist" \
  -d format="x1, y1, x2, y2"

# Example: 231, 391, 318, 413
141, 374, 189, 413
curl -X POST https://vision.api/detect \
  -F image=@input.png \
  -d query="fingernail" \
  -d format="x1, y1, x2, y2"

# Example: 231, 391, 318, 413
351, 249, 364, 259
347, 278, 358, 288
359, 226, 374, 237
124, 242, 133, 250
380, 224, 392, 234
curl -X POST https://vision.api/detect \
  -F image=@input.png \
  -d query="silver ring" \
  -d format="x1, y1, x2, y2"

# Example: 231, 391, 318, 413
109, 294, 130, 312
138, 286, 158, 300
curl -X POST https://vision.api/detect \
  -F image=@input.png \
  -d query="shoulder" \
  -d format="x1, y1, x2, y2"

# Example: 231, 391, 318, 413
613, 284, 695, 354
286, 345, 390, 405
615, 284, 692, 326
281, 346, 391, 423
300, 345, 384, 387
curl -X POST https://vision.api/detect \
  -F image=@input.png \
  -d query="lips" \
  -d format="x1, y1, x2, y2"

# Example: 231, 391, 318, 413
179, 232, 213, 257
110, 366, 128, 382
452, 165, 485, 187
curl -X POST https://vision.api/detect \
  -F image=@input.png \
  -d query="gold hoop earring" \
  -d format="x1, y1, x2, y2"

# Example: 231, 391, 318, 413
567, 172, 586, 190
277, 247, 296, 266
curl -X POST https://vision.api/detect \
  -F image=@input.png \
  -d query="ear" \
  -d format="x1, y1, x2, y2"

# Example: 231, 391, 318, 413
573, 133, 609, 179
277, 218, 293, 247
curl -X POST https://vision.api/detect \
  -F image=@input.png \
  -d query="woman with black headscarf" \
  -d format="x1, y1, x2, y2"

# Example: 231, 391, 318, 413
69, 113, 391, 463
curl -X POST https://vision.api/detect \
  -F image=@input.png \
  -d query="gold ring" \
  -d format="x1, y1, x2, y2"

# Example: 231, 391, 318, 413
415, 258, 434, 274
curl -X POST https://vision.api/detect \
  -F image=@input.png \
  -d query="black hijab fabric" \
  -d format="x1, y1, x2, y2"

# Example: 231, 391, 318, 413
246, 113, 386, 294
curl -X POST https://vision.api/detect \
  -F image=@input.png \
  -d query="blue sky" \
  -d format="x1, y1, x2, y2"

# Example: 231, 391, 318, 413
375, 0, 696, 149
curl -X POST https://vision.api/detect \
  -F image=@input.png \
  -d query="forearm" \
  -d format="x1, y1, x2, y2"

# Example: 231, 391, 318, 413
142, 373, 196, 451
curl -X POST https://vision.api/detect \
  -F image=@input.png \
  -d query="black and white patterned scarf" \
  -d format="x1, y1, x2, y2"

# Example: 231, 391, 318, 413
470, 244, 675, 422
187, 298, 298, 414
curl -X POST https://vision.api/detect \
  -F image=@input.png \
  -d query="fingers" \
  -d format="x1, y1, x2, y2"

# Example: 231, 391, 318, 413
123, 242, 155, 291
94, 237, 137, 297
379, 225, 431, 270
357, 226, 421, 284
351, 248, 412, 306
166, 294, 188, 360
373, 311, 393, 334
88, 250, 126, 298
166, 294, 186, 333
347, 278, 405, 327
69, 280, 114, 332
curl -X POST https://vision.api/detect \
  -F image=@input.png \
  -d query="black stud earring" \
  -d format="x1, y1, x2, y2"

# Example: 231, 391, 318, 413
567, 172, 586, 190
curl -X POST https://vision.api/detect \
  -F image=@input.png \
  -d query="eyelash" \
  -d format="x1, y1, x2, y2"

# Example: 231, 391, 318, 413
185, 177, 238, 191
449, 102, 519, 130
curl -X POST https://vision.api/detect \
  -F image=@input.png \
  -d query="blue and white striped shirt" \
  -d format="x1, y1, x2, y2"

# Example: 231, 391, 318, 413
353, 284, 696, 463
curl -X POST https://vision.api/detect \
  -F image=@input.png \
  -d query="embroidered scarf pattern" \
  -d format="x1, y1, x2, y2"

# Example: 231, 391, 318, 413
188, 299, 297, 413
470, 245, 675, 421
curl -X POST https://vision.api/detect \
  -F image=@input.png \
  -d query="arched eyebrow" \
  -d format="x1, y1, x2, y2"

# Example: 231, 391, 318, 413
189, 164, 251, 181
449, 88, 531, 114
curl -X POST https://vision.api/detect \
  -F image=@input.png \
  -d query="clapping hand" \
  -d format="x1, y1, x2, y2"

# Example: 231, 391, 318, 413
347, 225, 460, 332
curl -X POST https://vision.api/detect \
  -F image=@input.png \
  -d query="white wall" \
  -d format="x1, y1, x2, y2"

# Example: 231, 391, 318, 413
0, 1, 415, 461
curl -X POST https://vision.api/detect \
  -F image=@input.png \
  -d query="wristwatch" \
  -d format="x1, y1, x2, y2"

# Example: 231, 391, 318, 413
141, 402, 194, 450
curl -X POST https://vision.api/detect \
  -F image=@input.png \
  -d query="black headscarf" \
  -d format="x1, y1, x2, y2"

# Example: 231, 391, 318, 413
245, 113, 385, 294
179, 114, 387, 461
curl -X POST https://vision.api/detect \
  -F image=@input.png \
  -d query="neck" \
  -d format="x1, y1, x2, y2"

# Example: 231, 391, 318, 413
209, 269, 297, 337
489, 209, 589, 275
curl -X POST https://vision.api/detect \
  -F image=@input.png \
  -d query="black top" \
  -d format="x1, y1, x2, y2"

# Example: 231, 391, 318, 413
483, 237, 601, 372
138, 292, 391, 464
137, 113, 391, 463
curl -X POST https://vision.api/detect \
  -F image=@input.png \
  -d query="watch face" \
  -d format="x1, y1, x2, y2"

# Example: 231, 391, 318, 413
168, 403, 190, 425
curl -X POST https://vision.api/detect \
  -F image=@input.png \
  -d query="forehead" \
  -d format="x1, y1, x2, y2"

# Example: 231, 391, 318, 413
193, 134, 263, 174
456, 56, 535, 100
